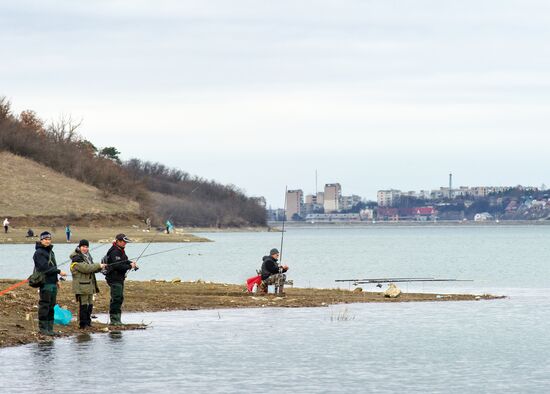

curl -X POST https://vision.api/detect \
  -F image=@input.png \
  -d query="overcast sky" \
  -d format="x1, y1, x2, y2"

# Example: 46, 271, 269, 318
2, 1, 550, 206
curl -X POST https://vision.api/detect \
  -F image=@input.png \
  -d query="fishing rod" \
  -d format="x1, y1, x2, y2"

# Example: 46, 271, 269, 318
0, 243, 107, 297
354, 279, 473, 284
335, 277, 473, 287
280, 186, 288, 265
134, 184, 201, 265
336, 277, 435, 283
102, 244, 191, 269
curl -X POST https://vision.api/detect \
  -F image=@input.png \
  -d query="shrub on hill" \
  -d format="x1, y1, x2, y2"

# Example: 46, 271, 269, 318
124, 159, 266, 227
0, 98, 266, 227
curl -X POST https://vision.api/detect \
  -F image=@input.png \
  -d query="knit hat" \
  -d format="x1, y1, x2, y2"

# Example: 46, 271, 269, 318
270, 248, 279, 256
40, 231, 52, 240
78, 239, 89, 247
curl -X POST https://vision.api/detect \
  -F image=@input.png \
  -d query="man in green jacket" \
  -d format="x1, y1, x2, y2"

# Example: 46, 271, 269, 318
70, 239, 106, 329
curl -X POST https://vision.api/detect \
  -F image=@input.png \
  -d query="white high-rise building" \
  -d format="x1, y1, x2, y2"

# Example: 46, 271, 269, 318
377, 189, 402, 207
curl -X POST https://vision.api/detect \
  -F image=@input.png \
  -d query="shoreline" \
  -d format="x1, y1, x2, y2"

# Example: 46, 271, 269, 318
0, 226, 211, 244
268, 220, 550, 228
0, 279, 505, 349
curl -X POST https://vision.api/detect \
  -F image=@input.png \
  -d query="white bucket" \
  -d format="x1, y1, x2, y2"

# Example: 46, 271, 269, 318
268, 285, 275, 294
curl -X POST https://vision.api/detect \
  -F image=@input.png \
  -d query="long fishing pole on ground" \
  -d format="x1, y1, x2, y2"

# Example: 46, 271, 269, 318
0, 242, 108, 297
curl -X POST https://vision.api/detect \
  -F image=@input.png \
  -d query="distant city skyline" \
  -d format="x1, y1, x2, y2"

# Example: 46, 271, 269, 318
3, 1, 550, 207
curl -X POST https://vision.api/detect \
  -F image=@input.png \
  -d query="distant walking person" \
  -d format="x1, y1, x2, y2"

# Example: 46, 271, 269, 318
104, 233, 137, 325
3, 218, 9, 233
70, 239, 107, 329
65, 224, 71, 242
33, 231, 67, 335
165, 219, 173, 234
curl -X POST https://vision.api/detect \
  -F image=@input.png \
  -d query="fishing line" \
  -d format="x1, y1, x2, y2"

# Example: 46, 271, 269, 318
0, 243, 107, 297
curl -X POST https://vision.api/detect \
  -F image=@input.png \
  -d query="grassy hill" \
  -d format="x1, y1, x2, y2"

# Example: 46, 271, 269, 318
0, 98, 266, 227
0, 151, 139, 223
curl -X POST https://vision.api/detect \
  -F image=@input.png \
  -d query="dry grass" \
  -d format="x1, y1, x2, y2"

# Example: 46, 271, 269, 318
0, 151, 139, 217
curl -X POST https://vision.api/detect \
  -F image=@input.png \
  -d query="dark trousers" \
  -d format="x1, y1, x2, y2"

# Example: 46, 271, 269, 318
38, 284, 57, 322
108, 282, 124, 315
4, 225, 7, 233
76, 294, 94, 328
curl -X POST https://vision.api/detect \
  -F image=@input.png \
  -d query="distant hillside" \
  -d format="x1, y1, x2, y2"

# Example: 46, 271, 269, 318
0, 97, 266, 227
0, 151, 139, 224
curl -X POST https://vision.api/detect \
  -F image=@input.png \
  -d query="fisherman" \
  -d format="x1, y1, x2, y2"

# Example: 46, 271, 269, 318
33, 231, 67, 335
104, 233, 137, 325
259, 248, 289, 295
3, 218, 9, 233
70, 240, 107, 329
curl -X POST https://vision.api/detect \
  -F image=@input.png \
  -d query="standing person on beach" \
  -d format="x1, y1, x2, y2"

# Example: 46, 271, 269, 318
105, 233, 137, 325
259, 248, 289, 295
70, 240, 107, 329
3, 218, 9, 233
65, 224, 71, 242
33, 231, 67, 335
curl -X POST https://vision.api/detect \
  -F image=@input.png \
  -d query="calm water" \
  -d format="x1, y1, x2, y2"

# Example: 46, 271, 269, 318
1, 226, 550, 393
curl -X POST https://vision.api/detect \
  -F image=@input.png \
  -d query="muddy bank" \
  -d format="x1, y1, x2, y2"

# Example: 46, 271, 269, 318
0, 279, 504, 348
0, 226, 210, 244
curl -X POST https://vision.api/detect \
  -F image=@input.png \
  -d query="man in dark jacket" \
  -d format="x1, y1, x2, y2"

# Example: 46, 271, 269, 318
259, 248, 289, 295
105, 233, 137, 325
70, 239, 106, 329
33, 231, 67, 335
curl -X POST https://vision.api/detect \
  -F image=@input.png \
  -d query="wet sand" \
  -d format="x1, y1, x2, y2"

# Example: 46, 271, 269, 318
0, 279, 504, 348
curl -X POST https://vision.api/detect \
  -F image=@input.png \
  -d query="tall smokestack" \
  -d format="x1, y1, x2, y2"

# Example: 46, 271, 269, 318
449, 173, 453, 198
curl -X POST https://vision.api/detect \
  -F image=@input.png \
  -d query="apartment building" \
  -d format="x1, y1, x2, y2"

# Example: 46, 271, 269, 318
286, 189, 304, 220
323, 183, 342, 213
377, 189, 402, 207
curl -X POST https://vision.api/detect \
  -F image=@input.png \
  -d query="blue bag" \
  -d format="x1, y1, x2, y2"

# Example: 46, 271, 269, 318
54, 304, 73, 326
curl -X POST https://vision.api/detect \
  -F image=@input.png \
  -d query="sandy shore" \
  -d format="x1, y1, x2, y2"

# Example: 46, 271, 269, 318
0, 279, 504, 348
0, 226, 210, 244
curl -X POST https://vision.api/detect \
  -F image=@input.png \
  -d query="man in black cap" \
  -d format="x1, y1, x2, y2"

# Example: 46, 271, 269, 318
104, 233, 137, 325
70, 239, 107, 329
33, 231, 67, 335
259, 248, 289, 295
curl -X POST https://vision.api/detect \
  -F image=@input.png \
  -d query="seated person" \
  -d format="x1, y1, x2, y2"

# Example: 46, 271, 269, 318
259, 248, 289, 294
26, 229, 35, 238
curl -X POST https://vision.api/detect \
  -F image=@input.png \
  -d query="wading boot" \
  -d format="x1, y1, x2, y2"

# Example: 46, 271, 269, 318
39, 320, 50, 335
110, 313, 124, 326
79, 304, 88, 329
47, 321, 59, 336
87, 305, 94, 328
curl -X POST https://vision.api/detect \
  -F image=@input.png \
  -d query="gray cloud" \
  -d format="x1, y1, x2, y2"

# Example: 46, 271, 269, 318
2, 0, 550, 205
